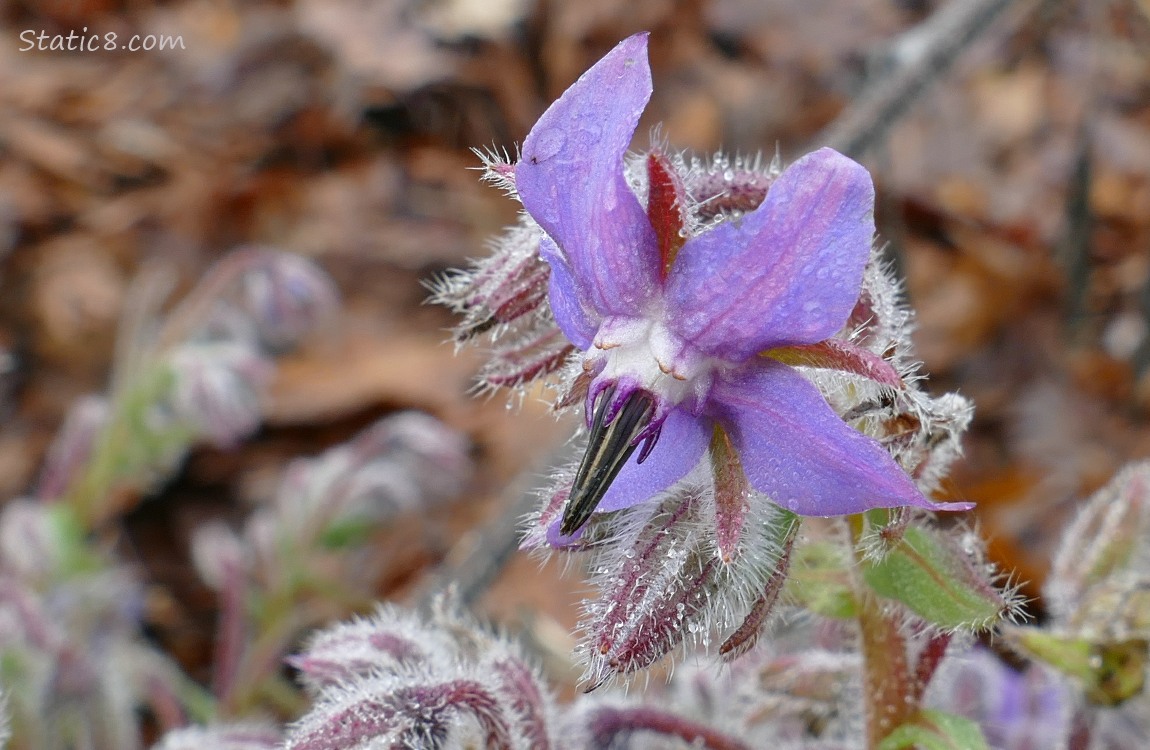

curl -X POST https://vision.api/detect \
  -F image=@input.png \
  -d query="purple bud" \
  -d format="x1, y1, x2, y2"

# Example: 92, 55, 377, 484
289, 605, 453, 693
285, 677, 513, 750
165, 342, 272, 448
236, 247, 339, 350
928, 647, 1072, 750
284, 602, 558, 750
580, 488, 795, 687
685, 151, 780, 224
582, 492, 712, 685
430, 219, 553, 341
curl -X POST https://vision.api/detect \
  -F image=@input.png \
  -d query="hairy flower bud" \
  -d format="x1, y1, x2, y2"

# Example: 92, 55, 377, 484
236, 248, 339, 350
165, 342, 272, 448
1046, 461, 1150, 635
580, 486, 797, 687
284, 602, 558, 750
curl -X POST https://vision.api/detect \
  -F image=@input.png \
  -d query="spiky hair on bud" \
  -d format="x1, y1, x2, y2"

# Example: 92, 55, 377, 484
582, 621, 868, 747
426, 216, 575, 399
164, 341, 272, 449
283, 600, 560, 750
574, 482, 799, 689
471, 145, 520, 200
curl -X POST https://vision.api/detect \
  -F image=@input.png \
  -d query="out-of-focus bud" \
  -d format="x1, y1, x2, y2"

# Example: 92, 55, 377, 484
37, 396, 110, 501
928, 646, 1071, 750
1046, 461, 1150, 631
1008, 628, 1145, 707
863, 525, 1021, 632
190, 521, 247, 591
0, 501, 73, 583
288, 604, 454, 694
236, 248, 339, 350
785, 540, 858, 620
283, 601, 558, 750
273, 411, 472, 545
150, 723, 281, 750
165, 342, 272, 448
1011, 463, 1150, 709
285, 674, 513, 750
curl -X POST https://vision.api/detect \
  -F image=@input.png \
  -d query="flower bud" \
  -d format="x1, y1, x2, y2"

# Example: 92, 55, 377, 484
284, 602, 558, 750
165, 342, 272, 448
236, 247, 339, 350
1046, 461, 1150, 629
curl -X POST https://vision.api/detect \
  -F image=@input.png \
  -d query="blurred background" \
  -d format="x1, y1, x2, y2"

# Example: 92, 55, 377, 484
3, 0, 1150, 697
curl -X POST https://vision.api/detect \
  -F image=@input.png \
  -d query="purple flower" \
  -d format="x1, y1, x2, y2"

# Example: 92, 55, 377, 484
514, 33, 969, 536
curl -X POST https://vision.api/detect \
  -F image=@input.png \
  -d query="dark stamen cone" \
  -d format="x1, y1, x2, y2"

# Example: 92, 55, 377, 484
561, 388, 654, 535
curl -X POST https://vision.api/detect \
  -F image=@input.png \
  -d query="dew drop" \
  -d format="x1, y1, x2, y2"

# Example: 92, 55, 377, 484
529, 127, 567, 163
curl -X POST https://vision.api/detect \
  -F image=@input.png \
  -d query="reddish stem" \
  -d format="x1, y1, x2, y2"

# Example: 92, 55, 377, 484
588, 706, 752, 750
910, 630, 953, 703
849, 515, 916, 747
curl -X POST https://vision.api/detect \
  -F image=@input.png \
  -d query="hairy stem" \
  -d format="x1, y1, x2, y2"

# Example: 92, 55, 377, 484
849, 514, 915, 748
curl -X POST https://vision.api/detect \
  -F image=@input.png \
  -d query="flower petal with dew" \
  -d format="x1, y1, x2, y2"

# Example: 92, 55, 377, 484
513, 33, 970, 536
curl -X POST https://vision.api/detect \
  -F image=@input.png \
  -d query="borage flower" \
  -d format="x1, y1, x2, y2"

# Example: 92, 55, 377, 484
512, 33, 969, 543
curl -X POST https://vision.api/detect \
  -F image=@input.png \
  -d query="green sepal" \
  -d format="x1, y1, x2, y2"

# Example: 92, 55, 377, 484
863, 526, 1005, 630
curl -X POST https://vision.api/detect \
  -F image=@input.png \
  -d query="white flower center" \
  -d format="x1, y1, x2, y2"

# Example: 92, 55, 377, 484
586, 312, 717, 414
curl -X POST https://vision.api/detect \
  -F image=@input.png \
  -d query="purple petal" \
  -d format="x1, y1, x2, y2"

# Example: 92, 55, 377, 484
595, 407, 711, 513
538, 236, 597, 349
665, 148, 875, 362
516, 33, 661, 318
709, 360, 972, 516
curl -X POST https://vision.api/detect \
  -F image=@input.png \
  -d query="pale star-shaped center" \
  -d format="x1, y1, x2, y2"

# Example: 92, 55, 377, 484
585, 310, 719, 416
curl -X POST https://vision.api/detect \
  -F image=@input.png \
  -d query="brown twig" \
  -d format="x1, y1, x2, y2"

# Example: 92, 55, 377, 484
815, 0, 1046, 158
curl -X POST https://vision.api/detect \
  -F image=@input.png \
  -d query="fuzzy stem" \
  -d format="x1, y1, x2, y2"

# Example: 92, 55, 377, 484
849, 514, 915, 748
587, 706, 752, 750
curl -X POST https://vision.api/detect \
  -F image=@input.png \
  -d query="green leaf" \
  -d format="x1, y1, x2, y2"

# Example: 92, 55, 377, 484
877, 709, 990, 750
863, 526, 1005, 630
